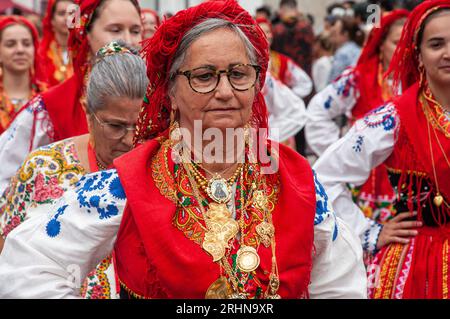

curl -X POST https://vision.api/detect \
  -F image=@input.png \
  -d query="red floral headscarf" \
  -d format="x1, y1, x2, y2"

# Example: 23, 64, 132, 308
388, 0, 450, 92
135, 0, 269, 143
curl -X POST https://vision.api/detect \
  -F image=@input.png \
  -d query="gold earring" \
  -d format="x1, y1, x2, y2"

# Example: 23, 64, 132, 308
169, 120, 181, 143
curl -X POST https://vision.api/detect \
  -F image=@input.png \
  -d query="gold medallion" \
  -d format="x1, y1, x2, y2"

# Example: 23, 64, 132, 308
205, 276, 233, 299
434, 194, 444, 207
236, 245, 260, 272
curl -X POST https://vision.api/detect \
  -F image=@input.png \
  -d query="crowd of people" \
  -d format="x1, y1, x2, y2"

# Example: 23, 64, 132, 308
0, 0, 448, 299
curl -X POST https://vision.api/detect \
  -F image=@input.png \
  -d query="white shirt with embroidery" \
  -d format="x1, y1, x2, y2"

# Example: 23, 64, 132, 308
0, 95, 53, 195
313, 103, 399, 253
305, 69, 359, 157
0, 169, 366, 298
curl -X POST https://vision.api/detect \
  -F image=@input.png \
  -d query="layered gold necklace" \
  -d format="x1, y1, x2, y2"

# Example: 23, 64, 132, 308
177, 140, 280, 299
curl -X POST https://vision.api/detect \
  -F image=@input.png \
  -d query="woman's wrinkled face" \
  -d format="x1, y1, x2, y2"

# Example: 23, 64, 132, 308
87, 0, 142, 54
381, 23, 403, 69
52, 0, 73, 37
170, 28, 256, 135
419, 11, 450, 87
0, 24, 34, 74
142, 12, 157, 39
88, 96, 141, 165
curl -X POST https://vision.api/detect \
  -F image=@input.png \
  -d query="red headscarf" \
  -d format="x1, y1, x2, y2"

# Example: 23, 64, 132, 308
351, 9, 409, 119
0, 15, 46, 89
388, 0, 450, 93
135, 0, 269, 144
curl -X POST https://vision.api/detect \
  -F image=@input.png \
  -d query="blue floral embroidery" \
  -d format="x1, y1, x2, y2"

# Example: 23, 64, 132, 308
382, 114, 396, 131
314, 171, 339, 240
363, 103, 397, 132
109, 177, 126, 200
46, 204, 68, 238
352, 135, 364, 152
333, 72, 355, 98
324, 96, 333, 109
76, 170, 123, 220
313, 172, 331, 225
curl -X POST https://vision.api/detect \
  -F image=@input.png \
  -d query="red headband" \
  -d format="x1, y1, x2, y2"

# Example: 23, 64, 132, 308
388, 0, 450, 92
135, 0, 269, 143
0, 15, 44, 86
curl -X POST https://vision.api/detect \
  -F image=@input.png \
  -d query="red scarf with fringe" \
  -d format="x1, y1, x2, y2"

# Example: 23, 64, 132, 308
385, 83, 450, 225
113, 139, 315, 298
42, 75, 88, 141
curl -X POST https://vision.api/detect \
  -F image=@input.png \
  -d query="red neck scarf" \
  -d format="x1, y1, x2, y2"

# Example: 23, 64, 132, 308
386, 83, 450, 225
114, 139, 315, 298
351, 9, 409, 119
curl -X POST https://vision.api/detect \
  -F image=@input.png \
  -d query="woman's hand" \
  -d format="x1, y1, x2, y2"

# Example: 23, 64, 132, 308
376, 211, 422, 250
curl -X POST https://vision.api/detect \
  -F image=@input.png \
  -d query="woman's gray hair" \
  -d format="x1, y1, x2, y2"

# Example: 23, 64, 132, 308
87, 41, 149, 113
169, 18, 258, 88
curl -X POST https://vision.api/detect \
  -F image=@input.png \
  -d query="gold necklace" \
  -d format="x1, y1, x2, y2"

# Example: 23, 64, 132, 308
96, 159, 107, 170
425, 101, 450, 208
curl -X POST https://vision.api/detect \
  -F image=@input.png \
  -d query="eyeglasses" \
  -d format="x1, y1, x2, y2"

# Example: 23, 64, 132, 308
174, 63, 261, 94
92, 112, 136, 140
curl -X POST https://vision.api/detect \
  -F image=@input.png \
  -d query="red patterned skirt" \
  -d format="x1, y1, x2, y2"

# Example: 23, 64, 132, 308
368, 224, 450, 299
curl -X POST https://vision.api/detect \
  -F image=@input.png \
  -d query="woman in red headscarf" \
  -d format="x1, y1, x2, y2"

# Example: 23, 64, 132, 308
0, 0, 143, 196
0, 0, 366, 299
141, 8, 160, 40
306, 10, 409, 258
39, 0, 75, 87
0, 16, 47, 134
314, 0, 450, 298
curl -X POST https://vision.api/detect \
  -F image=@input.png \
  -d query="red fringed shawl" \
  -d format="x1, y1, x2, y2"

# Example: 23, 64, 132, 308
385, 83, 450, 224
114, 139, 316, 298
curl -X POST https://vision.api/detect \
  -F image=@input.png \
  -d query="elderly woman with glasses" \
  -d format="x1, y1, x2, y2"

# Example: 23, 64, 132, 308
0, 1, 366, 299
0, 41, 148, 299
